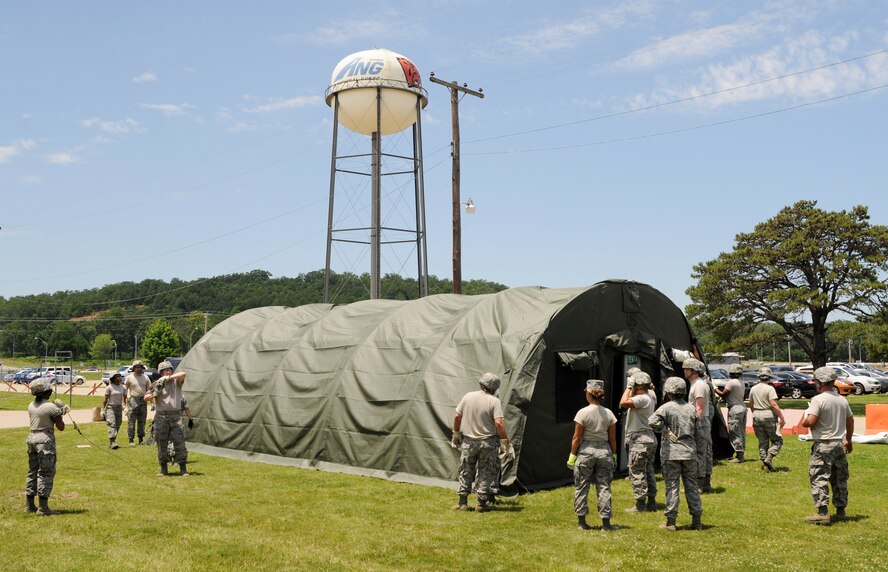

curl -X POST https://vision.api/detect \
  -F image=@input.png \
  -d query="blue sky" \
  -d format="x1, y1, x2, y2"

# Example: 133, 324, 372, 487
2, 0, 887, 311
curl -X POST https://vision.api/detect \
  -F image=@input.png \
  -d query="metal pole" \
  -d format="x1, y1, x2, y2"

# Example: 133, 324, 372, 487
370, 88, 381, 299
848, 339, 852, 363
413, 99, 429, 298
429, 76, 484, 295
324, 96, 340, 304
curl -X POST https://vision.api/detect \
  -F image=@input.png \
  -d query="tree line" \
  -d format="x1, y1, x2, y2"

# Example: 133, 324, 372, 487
0, 270, 507, 362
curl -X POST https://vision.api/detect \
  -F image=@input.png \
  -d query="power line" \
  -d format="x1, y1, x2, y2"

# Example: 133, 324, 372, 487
466, 47, 888, 145
465, 82, 888, 156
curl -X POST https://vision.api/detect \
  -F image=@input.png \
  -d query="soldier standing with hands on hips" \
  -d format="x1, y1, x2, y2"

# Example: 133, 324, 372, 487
124, 360, 151, 446
102, 372, 125, 449
145, 361, 188, 476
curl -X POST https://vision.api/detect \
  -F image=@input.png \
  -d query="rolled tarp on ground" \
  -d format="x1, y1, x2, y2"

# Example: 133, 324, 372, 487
182, 280, 729, 490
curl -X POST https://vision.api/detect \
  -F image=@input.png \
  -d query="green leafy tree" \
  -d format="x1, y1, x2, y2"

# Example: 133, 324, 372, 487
91, 333, 115, 364
140, 319, 181, 369
687, 201, 888, 368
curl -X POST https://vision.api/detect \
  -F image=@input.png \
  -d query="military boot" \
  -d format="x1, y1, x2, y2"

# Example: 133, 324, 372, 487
832, 507, 847, 522
762, 453, 775, 472
659, 517, 677, 532
128, 439, 135, 447
805, 507, 831, 525
645, 496, 657, 512
699, 475, 714, 494
36, 497, 56, 516
26, 495, 37, 513
577, 515, 592, 530
452, 495, 469, 511
690, 515, 703, 530
158, 463, 169, 476
729, 452, 744, 463
625, 499, 646, 513
179, 463, 190, 476
476, 500, 492, 513
601, 518, 618, 531
110, 439, 119, 450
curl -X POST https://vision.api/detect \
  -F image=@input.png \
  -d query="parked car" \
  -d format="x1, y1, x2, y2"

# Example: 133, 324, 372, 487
48, 373, 86, 385
103, 365, 159, 384
771, 372, 817, 399
831, 365, 880, 395
850, 369, 888, 394
767, 364, 796, 373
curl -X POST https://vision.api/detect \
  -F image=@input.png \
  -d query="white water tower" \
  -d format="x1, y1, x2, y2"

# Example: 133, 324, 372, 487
323, 49, 429, 301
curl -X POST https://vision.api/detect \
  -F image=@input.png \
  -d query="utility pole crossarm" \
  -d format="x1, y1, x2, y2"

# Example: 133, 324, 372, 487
429, 73, 484, 295
428, 76, 485, 99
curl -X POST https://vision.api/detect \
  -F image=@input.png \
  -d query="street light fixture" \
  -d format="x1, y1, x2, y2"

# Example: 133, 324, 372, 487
190, 327, 200, 349
111, 339, 117, 364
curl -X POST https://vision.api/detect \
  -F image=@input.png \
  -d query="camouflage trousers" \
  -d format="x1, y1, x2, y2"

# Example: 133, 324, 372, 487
25, 432, 56, 498
573, 442, 613, 519
809, 441, 849, 510
127, 397, 147, 441
727, 404, 747, 454
626, 431, 657, 501
752, 414, 783, 461
695, 415, 713, 477
105, 404, 123, 440
662, 459, 702, 519
457, 436, 499, 502
154, 413, 187, 464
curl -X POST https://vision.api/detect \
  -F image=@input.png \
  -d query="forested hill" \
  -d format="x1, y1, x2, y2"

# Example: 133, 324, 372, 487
0, 270, 507, 359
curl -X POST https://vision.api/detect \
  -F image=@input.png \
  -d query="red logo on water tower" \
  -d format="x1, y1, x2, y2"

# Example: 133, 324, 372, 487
397, 57, 421, 87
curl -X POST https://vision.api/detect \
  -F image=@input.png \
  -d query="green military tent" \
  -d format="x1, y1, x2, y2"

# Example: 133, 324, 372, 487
182, 280, 730, 491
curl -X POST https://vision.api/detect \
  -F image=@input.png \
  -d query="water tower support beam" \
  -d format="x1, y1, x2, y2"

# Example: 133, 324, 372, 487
323, 96, 340, 304
370, 87, 382, 299
413, 98, 429, 298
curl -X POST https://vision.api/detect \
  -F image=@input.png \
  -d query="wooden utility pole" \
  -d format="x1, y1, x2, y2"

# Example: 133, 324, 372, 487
429, 74, 483, 294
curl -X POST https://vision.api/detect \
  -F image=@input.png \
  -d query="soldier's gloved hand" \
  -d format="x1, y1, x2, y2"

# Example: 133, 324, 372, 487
188, 418, 194, 430
52, 399, 71, 414
664, 428, 679, 444
567, 453, 577, 470
502, 441, 516, 461
450, 431, 462, 449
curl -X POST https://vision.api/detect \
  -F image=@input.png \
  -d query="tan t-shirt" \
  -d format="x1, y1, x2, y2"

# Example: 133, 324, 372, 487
723, 378, 746, 408
154, 376, 184, 414
625, 393, 654, 435
28, 400, 62, 432
749, 382, 778, 417
574, 404, 617, 443
808, 390, 853, 441
104, 382, 126, 406
455, 390, 503, 439
689, 378, 712, 417
125, 373, 151, 398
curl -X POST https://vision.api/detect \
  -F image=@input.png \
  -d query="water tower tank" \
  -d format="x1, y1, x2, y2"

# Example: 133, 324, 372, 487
326, 48, 428, 135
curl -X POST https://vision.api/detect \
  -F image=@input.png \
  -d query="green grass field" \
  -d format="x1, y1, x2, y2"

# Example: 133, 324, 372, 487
0, 392, 103, 411
1, 419, 886, 572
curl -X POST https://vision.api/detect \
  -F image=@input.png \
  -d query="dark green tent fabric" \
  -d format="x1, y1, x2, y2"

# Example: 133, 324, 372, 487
182, 280, 727, 490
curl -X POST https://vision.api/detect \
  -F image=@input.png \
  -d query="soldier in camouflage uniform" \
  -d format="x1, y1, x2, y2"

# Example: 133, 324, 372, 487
145, 360, 189, 476
748, 367, 786, 472
451, 372, 514, 512
649, 377, 703, 531
683, 357, 714, 493
103, 372, 125, 449
124, 360, 151, 445
619, 371, 658, 512
567, 379, 618, 531
715, 363, 748, 463
801, 366, 854, 525
25, 377, 67, 515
